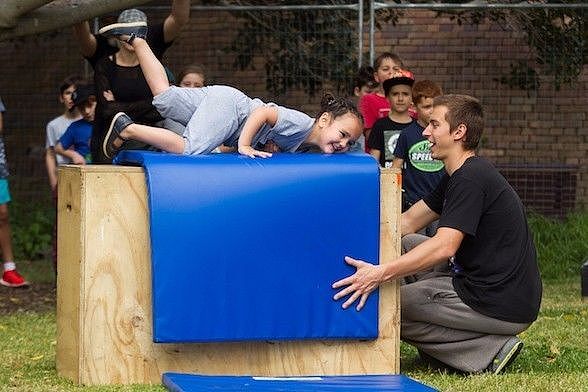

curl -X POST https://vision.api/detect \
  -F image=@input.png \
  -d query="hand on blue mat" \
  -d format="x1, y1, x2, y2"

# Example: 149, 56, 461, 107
332, 256, 384, 311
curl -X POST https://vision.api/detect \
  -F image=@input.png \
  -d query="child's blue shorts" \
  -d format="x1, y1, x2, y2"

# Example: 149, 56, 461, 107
0, 179, 11, 204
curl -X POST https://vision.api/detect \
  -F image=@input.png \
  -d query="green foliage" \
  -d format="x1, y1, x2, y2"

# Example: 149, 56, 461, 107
528, 211, 588, 281
217, 0, 360, 96
9, 201, 53, 261
494, 61, 540, 94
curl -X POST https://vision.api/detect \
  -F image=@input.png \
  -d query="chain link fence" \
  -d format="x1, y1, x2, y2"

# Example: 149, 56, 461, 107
0, 1, 585, 217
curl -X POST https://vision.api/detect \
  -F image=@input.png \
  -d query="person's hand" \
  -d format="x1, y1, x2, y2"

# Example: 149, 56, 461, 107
332, 256, 384, 311
70, 151, 87, 165
238, 145, 272, 158
103, 90, 115, 101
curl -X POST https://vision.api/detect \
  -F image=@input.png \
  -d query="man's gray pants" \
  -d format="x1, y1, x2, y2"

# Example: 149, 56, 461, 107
400, 234, 531, 372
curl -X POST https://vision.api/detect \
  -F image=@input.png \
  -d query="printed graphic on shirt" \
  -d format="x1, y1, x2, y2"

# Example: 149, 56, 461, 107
384, 130, 401, 167
408, 140, 444, 172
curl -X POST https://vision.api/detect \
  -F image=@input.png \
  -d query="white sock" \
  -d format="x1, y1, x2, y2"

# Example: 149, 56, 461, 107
3, 261, 16, 271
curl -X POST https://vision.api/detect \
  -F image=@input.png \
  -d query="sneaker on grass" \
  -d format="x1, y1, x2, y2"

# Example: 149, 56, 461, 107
488, 336, 524, 374
0, 269, 29, 288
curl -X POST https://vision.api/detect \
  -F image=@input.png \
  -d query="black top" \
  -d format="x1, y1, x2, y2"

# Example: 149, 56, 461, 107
91, 23, 171, 162
424, 156, 542, 323
367, 116, 415, 167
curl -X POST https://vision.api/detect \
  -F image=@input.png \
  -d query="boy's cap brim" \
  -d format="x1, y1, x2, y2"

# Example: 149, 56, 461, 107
383, 70, 415, 96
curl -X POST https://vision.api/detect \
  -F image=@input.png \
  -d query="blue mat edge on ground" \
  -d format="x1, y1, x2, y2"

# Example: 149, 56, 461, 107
162, 373, 438, 391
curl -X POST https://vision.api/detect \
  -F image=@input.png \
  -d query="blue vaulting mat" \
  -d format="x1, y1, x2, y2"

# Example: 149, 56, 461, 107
115, 151, 380, 343
162, 373, 438, 391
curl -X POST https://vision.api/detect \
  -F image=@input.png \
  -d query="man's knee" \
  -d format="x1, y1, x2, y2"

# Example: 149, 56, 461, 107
401, 233, 428, 254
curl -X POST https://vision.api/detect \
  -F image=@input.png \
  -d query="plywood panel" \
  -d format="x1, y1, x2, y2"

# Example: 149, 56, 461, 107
56, 165, 401, 385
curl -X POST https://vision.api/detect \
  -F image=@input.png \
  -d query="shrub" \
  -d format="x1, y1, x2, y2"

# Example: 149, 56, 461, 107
8, 201, 53, 261
528, 211, 588, 281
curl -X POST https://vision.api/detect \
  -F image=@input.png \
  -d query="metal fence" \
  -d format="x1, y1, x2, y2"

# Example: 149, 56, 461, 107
0, 1, 586, 217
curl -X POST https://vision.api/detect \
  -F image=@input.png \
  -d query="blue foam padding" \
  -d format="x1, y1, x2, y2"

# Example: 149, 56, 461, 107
115, 151, 380, 343
162, 373, 438, 391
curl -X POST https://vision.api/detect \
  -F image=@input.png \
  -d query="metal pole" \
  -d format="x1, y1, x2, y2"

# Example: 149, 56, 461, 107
358, 0, 363, 67
369, 0, 375, 66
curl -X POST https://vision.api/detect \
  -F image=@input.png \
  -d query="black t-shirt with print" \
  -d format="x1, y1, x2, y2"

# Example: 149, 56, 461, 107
424, 156, 542, 324
367, 117, 414, 167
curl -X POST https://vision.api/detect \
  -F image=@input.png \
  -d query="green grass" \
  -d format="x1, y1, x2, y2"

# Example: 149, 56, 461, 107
1, 210, 586, 391
1, 276, 586, 391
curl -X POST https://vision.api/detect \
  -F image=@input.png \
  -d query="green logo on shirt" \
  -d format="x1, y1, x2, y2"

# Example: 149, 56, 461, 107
408, 140, 444, 172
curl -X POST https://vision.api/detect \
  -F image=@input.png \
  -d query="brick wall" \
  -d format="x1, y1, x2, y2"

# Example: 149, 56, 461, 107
0, 6, 585, 213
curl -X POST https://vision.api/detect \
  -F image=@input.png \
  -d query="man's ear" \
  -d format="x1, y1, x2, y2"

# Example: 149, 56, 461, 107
453, 123, 467, 142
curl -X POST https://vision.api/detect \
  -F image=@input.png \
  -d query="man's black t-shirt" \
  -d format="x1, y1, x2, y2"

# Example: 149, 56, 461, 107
424, 156, 542, 324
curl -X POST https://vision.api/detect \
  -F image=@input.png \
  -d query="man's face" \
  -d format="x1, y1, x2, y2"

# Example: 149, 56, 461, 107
422, 105, 453, 160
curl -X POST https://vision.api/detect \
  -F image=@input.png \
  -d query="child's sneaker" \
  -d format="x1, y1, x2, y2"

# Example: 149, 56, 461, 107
98, 22, 148, 41
0, 270, 29, 288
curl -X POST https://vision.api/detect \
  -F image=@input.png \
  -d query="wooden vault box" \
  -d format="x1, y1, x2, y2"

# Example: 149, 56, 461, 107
56, 165, 401, 385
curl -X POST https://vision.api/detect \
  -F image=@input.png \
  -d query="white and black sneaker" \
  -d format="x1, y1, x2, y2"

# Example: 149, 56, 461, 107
98, 22, 147, 41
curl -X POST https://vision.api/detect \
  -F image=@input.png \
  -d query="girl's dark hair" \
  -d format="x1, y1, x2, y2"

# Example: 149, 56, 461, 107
317, 93, 363, 125
177, 64, 206, 85
353, 65, 377, 90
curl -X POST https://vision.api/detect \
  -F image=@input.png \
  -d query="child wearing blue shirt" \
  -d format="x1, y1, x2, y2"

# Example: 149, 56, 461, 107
55, 84, 95, 164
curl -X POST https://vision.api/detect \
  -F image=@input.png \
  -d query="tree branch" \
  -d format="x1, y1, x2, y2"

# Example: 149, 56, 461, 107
0, 0, 154, 41
0, 1, 52, 28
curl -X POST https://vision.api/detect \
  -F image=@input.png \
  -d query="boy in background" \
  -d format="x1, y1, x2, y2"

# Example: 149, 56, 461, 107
45, 76, 82, 191
45, 76, 81, 275
367, 70, 417, 167
392, 80, 445, 214
0, 97, 28, 287
55, 83, 96, 164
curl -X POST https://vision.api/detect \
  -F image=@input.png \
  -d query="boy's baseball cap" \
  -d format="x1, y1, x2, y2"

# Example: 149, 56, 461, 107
118, 9, 148, 24
72, 84, 96, 107
383, 69, 415, 97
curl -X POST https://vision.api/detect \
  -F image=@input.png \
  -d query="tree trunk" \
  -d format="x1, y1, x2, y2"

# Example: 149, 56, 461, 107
0, 0, 153, 41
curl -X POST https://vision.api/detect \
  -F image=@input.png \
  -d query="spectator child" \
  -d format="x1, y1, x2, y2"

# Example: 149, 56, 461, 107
100, 32, 363, 159
358, 52, 404, 143
0, 97, 28, 287
392, 80, 445, 212
178, 64, 206, 88
367, 70, 416, 167
352, 65, 377, 100
45, 75, 82, 191
55, 83, 96, 164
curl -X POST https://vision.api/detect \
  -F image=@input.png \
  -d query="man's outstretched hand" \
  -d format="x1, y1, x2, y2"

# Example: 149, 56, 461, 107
332, 256, 384, 311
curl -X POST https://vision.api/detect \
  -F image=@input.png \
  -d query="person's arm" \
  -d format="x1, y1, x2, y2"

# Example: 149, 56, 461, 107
237, 106, 277, 158
45, 148, 58, 191
55, 142, 86, 165
401, 200, 439, 235
163, 0, 191, 42
72, 21, 97, 58
332, 226, 463, 310
0, 110, 3, 133
369, 149, 381, 164
391, 157, 403, 169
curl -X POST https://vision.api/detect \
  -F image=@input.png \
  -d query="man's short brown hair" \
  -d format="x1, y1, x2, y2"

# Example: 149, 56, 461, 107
433, 94, 484, 151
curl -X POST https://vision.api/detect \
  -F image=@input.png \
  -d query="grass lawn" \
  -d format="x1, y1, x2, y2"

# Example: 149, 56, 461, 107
1, 260, 586, 391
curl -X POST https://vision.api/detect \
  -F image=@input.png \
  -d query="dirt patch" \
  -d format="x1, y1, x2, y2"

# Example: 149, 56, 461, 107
0, 283, 56, 315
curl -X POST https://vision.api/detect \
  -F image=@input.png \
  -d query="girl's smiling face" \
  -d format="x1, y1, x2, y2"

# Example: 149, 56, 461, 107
318, 113, 363, 153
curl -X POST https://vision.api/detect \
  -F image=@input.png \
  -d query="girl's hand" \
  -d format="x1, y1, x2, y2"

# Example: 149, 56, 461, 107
238, 145, 273, 158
